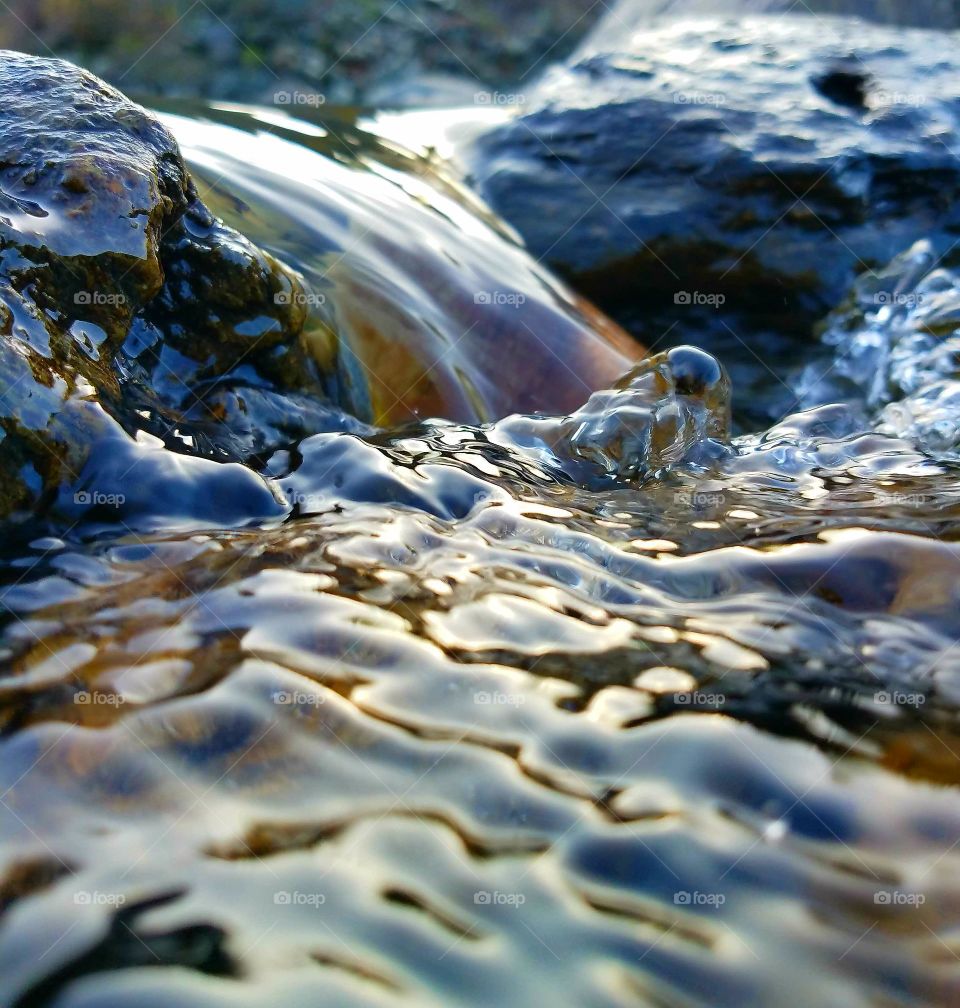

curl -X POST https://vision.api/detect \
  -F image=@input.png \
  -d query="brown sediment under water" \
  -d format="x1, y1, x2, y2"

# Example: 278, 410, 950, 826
2, 105, 960, 1007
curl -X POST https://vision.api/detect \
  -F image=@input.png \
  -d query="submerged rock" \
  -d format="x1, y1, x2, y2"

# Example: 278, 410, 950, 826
164, 108, 643, 429
464, 15, 960, 342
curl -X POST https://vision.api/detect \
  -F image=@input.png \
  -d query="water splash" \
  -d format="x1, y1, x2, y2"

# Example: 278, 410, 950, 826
494, 345, 733, 484
797, 240, 960, 459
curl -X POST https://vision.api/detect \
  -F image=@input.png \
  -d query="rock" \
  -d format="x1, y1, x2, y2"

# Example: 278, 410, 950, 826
464, 15, 960, 348
0, 51, 309, 521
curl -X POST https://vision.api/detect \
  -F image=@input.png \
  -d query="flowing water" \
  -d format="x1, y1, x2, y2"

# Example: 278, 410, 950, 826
2, 100, 960, 1008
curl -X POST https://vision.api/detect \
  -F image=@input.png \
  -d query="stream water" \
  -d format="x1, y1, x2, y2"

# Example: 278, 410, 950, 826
1, 96, 960, 1007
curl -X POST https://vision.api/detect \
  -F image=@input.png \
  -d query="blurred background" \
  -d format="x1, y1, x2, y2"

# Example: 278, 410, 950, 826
0, 0, 602, 107
0, 0, 956, 109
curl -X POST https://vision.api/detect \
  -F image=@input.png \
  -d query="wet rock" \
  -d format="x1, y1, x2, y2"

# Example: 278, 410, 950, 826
0, 51, 308, 521
464, 15, 960, 344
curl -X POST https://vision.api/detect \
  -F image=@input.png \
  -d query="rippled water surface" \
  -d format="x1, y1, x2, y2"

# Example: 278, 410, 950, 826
3, 101, 960, 1008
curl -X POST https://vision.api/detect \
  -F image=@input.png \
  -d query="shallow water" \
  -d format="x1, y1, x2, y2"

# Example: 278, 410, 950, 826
2, 102, 960, 1008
